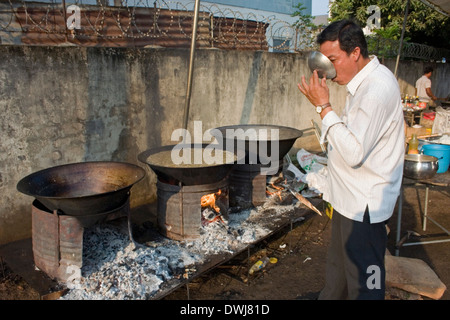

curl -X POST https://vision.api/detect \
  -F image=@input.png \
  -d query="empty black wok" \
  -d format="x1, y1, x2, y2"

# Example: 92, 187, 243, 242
138, 144, 237, 186
211, 124, 303, 164
17, 161, 146, 216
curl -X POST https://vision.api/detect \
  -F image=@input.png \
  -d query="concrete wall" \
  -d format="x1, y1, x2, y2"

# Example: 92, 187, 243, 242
0, 45, 448, 245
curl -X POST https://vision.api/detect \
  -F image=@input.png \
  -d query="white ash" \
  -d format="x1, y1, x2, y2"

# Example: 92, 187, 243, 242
185, 208, 272, 256
60, 200, 294, 300
61, 224, 199, 300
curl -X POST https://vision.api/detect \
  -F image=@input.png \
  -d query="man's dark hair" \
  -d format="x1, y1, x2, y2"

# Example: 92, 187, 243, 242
317, 19, 369, 58
424, 66, 434, 74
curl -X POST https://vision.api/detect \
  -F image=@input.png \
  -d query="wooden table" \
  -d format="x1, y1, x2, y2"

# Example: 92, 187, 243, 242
395, 170, 450, 256
403, 109, 423, 126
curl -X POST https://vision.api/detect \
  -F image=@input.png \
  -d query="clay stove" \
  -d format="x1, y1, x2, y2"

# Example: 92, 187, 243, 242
229, 163, 283, 208
16, 161, 146, 282
31, 198, 129, 282
156, 178, 229, 240
138, 144, 235, 241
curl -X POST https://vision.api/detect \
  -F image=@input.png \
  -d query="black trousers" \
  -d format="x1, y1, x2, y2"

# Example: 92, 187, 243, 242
318, 207, 387, 300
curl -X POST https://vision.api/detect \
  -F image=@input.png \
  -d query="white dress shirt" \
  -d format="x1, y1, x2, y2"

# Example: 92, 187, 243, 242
320, 56, 405, 223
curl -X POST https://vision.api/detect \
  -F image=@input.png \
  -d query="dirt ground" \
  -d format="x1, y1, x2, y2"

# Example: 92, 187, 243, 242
1, 180, 448, 301
161, 183, 449, 300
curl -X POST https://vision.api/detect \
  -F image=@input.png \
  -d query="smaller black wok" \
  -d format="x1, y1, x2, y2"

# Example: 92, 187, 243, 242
211, 124, 303, 164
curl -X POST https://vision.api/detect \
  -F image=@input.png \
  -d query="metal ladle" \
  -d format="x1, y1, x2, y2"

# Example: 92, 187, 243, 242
307, 51, 336, 79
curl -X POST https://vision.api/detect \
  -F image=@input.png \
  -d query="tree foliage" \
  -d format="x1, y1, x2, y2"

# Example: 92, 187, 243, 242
329, 0, 450, 49
291, 3, 321, 50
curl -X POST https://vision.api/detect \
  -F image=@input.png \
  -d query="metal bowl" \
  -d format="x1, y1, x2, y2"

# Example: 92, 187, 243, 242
307, 51, 336, 79
404, 154, 439, 180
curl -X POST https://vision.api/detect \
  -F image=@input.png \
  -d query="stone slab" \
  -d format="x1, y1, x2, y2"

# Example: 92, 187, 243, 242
385, 255, 447, 300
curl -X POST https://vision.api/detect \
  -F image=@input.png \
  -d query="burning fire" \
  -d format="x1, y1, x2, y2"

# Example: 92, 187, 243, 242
266, 182, 284, 201
201, 190, 222, 213
201, 190, 226, 226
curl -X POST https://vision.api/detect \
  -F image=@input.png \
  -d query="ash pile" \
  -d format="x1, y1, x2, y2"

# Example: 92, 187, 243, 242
60, 199, 298, 300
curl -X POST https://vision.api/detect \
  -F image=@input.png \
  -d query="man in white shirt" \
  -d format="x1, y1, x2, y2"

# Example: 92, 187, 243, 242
415, 66, 438, 105
298, 20, 404, 299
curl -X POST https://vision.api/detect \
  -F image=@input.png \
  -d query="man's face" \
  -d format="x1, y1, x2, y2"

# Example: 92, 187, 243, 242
320, 40, 360, 85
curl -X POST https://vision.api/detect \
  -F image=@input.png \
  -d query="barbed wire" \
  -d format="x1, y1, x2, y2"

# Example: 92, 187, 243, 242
0, 0, 448, 60
366, 36, 449, 61
0, 0, 318, 51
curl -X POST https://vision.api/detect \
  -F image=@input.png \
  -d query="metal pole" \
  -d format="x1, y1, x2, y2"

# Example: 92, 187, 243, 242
183, 0, 201, 131
395, 189, 403, 256
394, 0, 410, 78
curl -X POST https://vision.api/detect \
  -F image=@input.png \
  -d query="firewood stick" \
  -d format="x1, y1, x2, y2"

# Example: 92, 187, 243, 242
287, 188, 322, 216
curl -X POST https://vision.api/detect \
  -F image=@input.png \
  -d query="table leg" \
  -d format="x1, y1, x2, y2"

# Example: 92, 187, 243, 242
395, 188, 403, 256
423, 186, 429, 231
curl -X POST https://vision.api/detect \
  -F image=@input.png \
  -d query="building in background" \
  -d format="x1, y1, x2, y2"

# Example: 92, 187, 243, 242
1, 0, 327, 51
175, 0, 315, 52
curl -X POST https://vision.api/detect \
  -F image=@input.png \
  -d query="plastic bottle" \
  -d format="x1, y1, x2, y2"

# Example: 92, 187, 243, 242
408, 134, 419, 154
249, 257, 270, 275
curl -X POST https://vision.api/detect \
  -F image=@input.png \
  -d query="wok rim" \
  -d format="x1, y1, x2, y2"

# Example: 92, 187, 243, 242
137, 143, 239, 169
212, 124, 303, 141
16, 161, 146, 200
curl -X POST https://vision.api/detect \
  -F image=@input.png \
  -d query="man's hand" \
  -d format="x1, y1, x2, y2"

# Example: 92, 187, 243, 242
297, 70, 330, 107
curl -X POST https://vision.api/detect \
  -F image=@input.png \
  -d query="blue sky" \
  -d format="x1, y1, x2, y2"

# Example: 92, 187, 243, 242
312, 0, 330, 16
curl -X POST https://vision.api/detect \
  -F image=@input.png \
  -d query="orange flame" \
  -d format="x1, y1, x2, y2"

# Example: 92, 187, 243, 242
266, 189, 283, 201
266, 181, 284, 201
201, 190, 222, 213
270, 182, 284, 191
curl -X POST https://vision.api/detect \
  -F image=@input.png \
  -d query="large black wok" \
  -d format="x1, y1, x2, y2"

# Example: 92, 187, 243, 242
138, 144, 237, 186
17, 161, 146, 217
211, 124, 303, 164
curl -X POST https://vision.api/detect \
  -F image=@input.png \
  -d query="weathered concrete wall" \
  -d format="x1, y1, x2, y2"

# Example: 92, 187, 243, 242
385, 59, 449, 98
0, 45, 448, 244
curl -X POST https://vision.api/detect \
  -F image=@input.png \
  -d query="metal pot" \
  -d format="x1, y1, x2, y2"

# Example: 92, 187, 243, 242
307, 51, 336, 79
404, 154, 439, 180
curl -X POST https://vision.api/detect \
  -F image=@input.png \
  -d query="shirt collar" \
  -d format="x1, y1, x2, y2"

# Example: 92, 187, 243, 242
346, 55, 379, 96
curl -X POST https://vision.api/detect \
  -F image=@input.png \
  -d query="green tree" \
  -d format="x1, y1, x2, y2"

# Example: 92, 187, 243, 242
291, 3, 320, 50
329, 0, 449, 49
